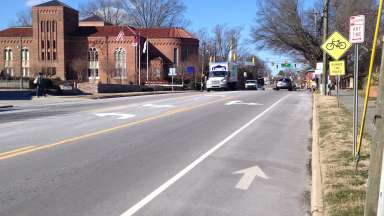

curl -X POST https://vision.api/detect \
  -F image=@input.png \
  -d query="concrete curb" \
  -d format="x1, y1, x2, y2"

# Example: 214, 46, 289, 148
311, 94, 324, 216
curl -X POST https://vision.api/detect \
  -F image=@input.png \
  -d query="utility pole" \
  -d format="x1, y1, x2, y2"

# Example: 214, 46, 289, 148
322, 0, 330, 95
364, 36, 384, 216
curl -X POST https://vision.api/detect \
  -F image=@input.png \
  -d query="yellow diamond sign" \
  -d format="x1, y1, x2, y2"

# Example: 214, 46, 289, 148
321, 31, 352, 60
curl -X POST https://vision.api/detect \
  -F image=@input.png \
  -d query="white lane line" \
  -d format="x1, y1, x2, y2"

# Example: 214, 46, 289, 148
120, 94, 290, 216
95, 113, 135, 120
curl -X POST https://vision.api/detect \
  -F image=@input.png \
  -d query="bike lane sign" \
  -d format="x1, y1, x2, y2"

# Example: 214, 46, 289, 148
321, 31, 352, 60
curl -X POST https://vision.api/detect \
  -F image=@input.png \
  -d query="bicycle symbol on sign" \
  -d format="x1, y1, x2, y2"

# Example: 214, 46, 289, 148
326, 40, 347, 50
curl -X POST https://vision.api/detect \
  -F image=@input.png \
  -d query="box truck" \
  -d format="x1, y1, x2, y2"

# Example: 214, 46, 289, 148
206, 62, 239, 91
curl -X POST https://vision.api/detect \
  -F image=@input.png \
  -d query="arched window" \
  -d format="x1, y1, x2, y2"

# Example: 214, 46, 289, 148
88, 47, 99, 79
22, 47, 30, 77
4, 47, 13, 76
114, 48, 126, 78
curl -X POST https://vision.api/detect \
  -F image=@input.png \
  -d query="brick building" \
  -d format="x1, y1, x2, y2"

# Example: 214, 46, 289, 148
0, 0, 199, 88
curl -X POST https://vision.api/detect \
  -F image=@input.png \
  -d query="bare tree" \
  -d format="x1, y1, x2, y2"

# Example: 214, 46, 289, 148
251, 0, 378, 67
80, 0, 127, 25
70, 58, 88, 81
251, 0, 322, 66
12, 10, 32, 27
122, 0, 188, 28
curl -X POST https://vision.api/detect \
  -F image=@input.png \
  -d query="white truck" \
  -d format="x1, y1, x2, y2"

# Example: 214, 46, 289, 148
206, 62, 239, 91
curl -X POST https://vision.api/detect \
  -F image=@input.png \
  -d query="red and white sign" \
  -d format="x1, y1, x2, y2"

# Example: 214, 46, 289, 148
349, 15, 365, 43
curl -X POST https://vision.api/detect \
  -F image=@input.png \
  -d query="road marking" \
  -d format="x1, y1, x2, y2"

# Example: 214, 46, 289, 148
120, 94, 290, 216
89, 93, 202, 113
0, 145, 36, 158
225, 100, 263, 106
95, 113, 136, 120
142, 104, 174, 108
0, 96, 232, 161
233, 166, 269, 190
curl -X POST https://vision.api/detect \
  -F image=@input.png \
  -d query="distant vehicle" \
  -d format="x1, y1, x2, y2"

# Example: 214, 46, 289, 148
257, 78, 265, 90
245, 80, 257, 90
206, 62, 239, 91
275, 78, 293, 91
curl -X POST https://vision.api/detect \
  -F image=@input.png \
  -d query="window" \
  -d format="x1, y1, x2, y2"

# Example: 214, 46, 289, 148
46, 21, 50, 32
52, 21, 55, 32
114, 48, 126, 78
47, 41, 50, 49
41, 52, 45, 60
41, 21, 44, 32
53, 40, 56, 49
53, 52, 56, 60
22, 47, 29, 77
173, 48, 178, 66
47, 53, 51, 60
88, 47, 99, 79
4, 47, 13, 76
41, 40, 45, 49
22, 48, 29, 61
4, 47, 12, 61
182, 47, 189, 62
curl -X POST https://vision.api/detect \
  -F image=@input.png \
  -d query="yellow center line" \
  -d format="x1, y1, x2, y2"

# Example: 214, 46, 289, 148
0, 96, 233, 161
0, 145, 36, 157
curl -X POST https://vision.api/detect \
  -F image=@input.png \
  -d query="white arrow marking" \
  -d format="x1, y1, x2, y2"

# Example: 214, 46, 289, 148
95, 113, 135, 120
233, 166, 269, 190
142, 104, 174, 108
225, 100, 263, 106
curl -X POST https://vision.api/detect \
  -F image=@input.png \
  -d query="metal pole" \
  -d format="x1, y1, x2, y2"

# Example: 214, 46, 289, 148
337, 75, 340, 108
20, 36, 23, 89
322, 0, 330, 95
353, 44, 359, 156
378, 148, 384, 216
138, 33, 141, 86
171, 75, 174, 92
201, 52, 204, 91
146, 39, 149, 82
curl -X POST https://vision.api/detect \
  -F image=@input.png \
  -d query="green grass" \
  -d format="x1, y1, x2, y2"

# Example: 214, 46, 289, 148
316, 95, 370, 216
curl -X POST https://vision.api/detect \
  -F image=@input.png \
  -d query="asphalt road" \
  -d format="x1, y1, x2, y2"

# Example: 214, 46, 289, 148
0, 90, 312, 216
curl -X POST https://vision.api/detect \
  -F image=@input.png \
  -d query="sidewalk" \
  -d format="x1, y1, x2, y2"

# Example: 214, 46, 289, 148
338, 89, 377, 137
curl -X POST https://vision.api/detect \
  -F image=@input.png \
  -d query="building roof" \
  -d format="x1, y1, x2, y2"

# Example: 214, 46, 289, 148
34, 0, 76, 10
137, 28, 196, 39
0, 27, 33, 37
80, 15, 105, 22
73, 26, 137, 37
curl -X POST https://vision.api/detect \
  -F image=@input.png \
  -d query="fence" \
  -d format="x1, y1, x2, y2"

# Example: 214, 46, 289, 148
0, 77, 32, 89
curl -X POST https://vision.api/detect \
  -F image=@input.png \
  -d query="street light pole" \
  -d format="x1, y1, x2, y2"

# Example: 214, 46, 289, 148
322, 0, 330, 95
19, 36, 23, 89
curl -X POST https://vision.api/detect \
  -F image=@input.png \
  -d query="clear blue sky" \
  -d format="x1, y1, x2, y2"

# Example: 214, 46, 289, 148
1, 0, 307, 73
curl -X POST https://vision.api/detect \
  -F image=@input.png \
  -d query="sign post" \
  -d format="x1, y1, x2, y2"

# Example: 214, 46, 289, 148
329, 60, 346, 108
169, 68, 176, 92
350, 15, 365, 157
321, 31, 351, 107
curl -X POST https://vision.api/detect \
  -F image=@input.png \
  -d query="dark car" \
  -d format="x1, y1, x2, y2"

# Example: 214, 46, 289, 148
275, 78, 293, 91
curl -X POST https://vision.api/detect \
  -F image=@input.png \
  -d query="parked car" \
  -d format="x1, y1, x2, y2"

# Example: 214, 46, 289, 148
275, 78, 293, 91
245, 80, 257, 90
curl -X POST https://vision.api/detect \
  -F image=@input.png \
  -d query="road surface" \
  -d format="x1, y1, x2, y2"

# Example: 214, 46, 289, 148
0, 90, 312, 216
